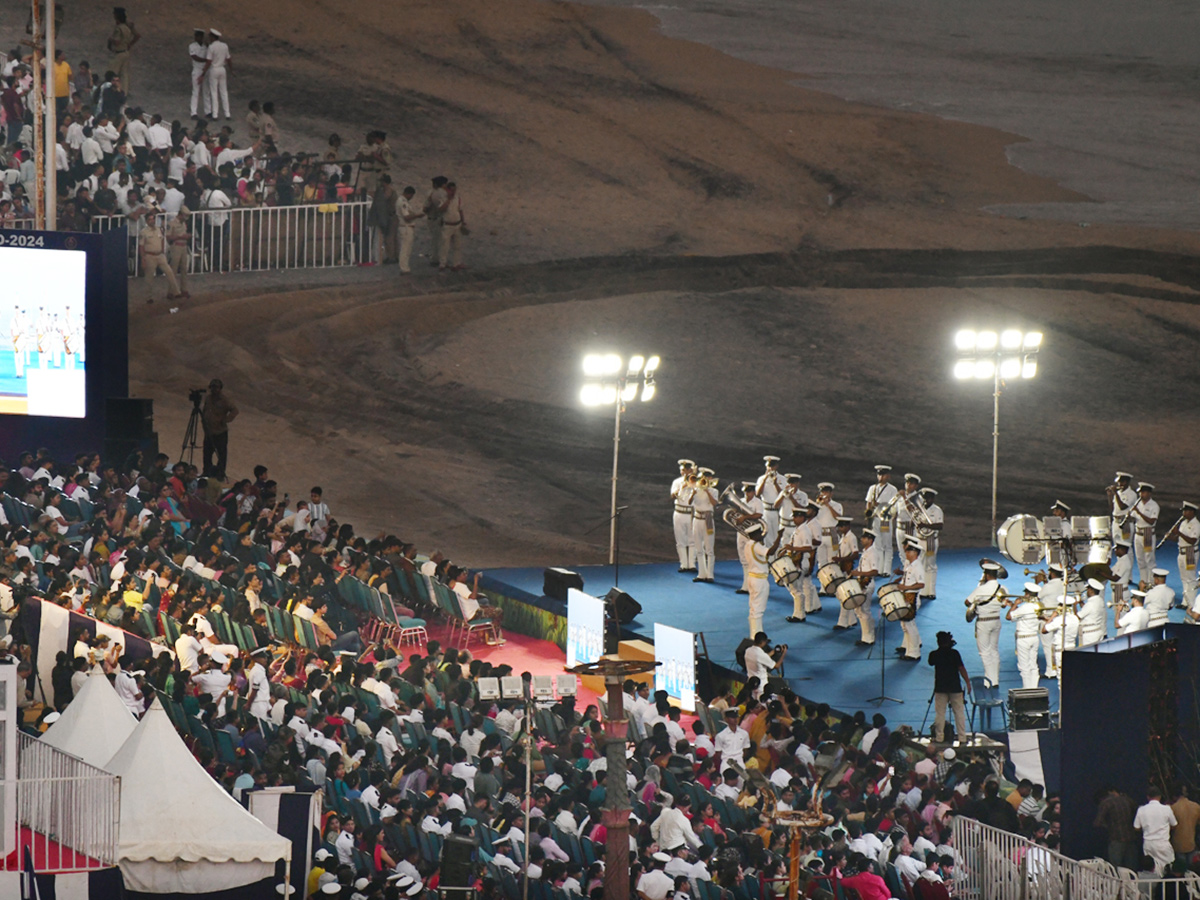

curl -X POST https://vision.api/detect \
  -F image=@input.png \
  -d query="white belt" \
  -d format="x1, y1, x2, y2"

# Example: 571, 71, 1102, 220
693, 510, 713, 520
1016, 632, 1039, 639
674, 505, 692, 514
976, 617, 1000, 623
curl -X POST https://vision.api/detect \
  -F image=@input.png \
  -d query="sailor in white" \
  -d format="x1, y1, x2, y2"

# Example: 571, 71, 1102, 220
895, 538, 924, 661
813, 482, 843, 573
918, 488, 944, 599
744, 524, 774, 638
894, 473, 922, 560
832, 517, 860, 631
755, 456, 784, 547
1143, 568, 1174, 628
1007, 583, 1043, 689
670, 460, 697, 572
1131, 482, 1160, 585
864, 465, 898, 579
1118, 589, 1150, 635
1077, 578, 1108, 647
1169, 502, 1200, 610
783, 507, 816, 623
1041, 601, 1079, 681
800, 503, 824, 614
774, 474, 807, 547
690, 469, 719, 583
1110, 541, 1133, 611
965, 560, 1007, 687
1037, 563, 1068, 678
734, 482, 764, 595
1108, 470, 1138, 548
847, 528, 879, 646
1047, 500, 1073, 567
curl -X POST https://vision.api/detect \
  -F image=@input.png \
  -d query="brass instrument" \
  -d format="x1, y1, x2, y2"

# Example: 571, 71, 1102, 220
876, 490, 905, 523
719, 483, 764, 539
698, 474, 719, 490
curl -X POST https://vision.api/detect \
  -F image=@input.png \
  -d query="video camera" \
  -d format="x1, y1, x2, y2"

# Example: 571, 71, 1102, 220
188, 387, 206, 407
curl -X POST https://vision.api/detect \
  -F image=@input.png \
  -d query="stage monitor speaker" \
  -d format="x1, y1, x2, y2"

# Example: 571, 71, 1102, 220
543, 567, 583, 602
106, 397, 155, 438
1008, 687, 1050, 731
440, 833, 477, 888
604, 587, 642, 624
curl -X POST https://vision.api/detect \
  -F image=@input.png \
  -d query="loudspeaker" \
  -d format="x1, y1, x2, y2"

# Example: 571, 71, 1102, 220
1008, 687, 1050, 731
543, 567, 583, 602
604, 587, 642, 624
106, 397, 155, 438
440, 833, 477, 888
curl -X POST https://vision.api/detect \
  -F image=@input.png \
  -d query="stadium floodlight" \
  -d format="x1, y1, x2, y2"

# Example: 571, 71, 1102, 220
953, 328, 1044, 544
580, 352, 661, 570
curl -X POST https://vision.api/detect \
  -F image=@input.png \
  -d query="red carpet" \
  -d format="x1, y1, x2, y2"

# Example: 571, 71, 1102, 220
0, 826, 103, 872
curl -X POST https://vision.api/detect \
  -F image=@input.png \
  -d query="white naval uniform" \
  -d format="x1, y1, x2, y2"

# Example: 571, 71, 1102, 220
1112, 485, 1138, 547
1009, 601, 1042, 689
895, 490, 918, 557
757, 471, 784, 546
205, 39, 232, 119
1077, 593, 1108, 646
865, 481, 898, 578
798, 520, 823, 613
189, 40, 210, 117
852, 541, 878, 644
1111, 552, 1133, 610
671, 476, 695, 570
783, 523, 815, 619
775, 488, 808, 547
1131, 498, 1160, 584
921, 503, 944, 598
1038, 577, 1067, 677
814, 498, 842, 571
1118, 605, 1150, 635
966, 580, 1005, 687
1143, 583, 1175, 628
899, 557, 924, 659
691, 485, 719, 580
1177, 518, 1200, 608
834, 529, 860, 628
1043, 609, 1079, 679
746, 539, 771, 637
736, 495, 764, 591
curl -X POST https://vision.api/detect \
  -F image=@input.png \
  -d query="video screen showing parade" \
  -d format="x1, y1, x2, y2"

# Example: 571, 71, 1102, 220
0, 245, 88, 418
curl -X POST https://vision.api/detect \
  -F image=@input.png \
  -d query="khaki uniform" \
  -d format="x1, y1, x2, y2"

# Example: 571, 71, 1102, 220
356, 142, 378, 194
424, 187, 446, 263
396, 196, 422, 273
109, 23, 135, 92
139, 223, 180, 297
439, 192, 465, 268
165, 217, 191, 294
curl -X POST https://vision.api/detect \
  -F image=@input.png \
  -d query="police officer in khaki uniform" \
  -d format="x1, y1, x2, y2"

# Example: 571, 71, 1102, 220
396, 186, 424, 274
138, 210, 181, 301
108, 8, 140, 95
165, 207, 192, 299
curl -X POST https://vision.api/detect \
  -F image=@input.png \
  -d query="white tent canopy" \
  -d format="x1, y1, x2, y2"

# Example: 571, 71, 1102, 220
104, 699, 291, 894
39, 672, 137, 767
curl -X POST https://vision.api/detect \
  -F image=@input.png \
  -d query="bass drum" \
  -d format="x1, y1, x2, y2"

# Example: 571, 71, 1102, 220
878, 583, 915, 622
769, 554, 800, 586
997, 514, 1045, 566
836, 578, 867, 610
816, 562, 847, 593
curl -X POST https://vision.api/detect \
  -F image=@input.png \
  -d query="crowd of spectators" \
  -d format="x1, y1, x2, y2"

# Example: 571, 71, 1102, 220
0, 444, 1091, 900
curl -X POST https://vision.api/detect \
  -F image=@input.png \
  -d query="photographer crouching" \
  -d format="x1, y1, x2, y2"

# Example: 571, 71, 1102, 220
200, 378, 238, 481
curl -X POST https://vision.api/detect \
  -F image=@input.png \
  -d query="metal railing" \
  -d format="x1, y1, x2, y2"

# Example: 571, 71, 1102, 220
90, 200, 371, 277
14, 732, 120, 870
953, 816, 1200, 900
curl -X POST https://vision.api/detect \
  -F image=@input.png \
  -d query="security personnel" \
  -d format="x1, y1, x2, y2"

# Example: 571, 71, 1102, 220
919, 487, 944, 599
895, 537, 924, 661
848, 529, 879, 646
1143, 568, 1174, 628
965, 560, 1006, 687
107, 8, 140, 94
783, 507, 815, 623
137, 210, 181, 300
670, 460, 696, 572
813, 482, 842, 573
895, 473, 922, 560
1131, 482, 1160, 584
864, 465, 898, 578
756, 456, 784, 546
1007, 583, 1043, 689
690, 469, 719, 583
165, 207, 192, 299
735, 481, 764, 594
1078, 578, 1108, 646
1107, 471, 1137, 547
774, 474, 807, 547
1165, 502, 1200, 609
832, 517, 859, 631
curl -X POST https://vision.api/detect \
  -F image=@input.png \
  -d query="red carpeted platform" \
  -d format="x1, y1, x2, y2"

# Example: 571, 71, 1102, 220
0, 827, 103, 872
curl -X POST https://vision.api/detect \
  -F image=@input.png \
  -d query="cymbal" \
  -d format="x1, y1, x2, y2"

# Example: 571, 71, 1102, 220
1078, 562, 1113, 583
978, 557, 1010, 580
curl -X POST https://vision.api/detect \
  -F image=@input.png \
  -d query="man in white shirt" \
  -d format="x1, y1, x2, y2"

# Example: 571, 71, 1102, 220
865, 465, 899, 577
1170, 502, 1200, 611
897, 539, 925, 660
202, 29, 232, 119
712, 710, 750, 761
671, 460, 697, 572
1118, 590, 1150, 635
93, 115, 119, 155
1131, 483, 1161, 583
651, 795, 702, 852
1007, 583, 1044, 689
637, 853, 675, 900
1077, 578, 1108, 647
744, 632, 784, 696
246, 648, 272, 719
173, 623, 203, 673
917, 488, 945, 599
692, 722, 715, 758
965, 561, 1006, 686
893, 835, 926, 886
713, 770, 742, 802
113, 662, 143, 717
188, 29, 210, 118
1134, 787, 1178, 875
1143, 568, 1175, 628
147, 114, 172, 151
335, 820, 356, 866
191, 653, 232, 717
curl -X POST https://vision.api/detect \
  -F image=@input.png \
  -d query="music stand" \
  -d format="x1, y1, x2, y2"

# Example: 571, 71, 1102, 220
867, 608, 903, 705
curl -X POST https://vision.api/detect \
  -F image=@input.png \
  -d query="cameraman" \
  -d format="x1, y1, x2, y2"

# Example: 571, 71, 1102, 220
200, 378, 238, 481
745, 631, 786, 698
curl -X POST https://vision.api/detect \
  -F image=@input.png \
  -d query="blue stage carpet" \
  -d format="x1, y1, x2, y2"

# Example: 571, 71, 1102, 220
485, 548, 1190, 731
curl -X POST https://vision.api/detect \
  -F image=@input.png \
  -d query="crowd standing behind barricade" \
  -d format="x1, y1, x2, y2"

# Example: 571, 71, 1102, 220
0, 17, 471, 288
5, 450, 1199, 899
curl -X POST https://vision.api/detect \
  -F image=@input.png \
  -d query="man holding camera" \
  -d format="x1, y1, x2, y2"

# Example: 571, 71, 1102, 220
201, 378, 238, 481
744, 631, 786, 698
928, 630, 971, 744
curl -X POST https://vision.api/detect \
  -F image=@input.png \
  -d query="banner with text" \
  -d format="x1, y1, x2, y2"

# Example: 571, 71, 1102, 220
654, 623, 697, 711
566, 588, 605, 669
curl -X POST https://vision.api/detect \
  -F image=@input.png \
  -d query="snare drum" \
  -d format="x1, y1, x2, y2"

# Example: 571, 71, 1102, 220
816, 562, 847, 593
878, 583, 915, 621
769, 554, 800, 586
997, 514, 1045, 566
836, 578, 867, 610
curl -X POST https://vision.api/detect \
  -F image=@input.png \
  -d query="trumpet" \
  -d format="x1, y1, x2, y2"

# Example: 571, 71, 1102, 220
698, 475, 719, 490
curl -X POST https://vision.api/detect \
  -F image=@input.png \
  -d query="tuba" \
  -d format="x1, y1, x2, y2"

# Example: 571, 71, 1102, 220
720, 484, 765, 539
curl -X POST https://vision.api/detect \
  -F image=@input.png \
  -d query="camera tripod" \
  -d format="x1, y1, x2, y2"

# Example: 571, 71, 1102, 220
180, 391, 204, 468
